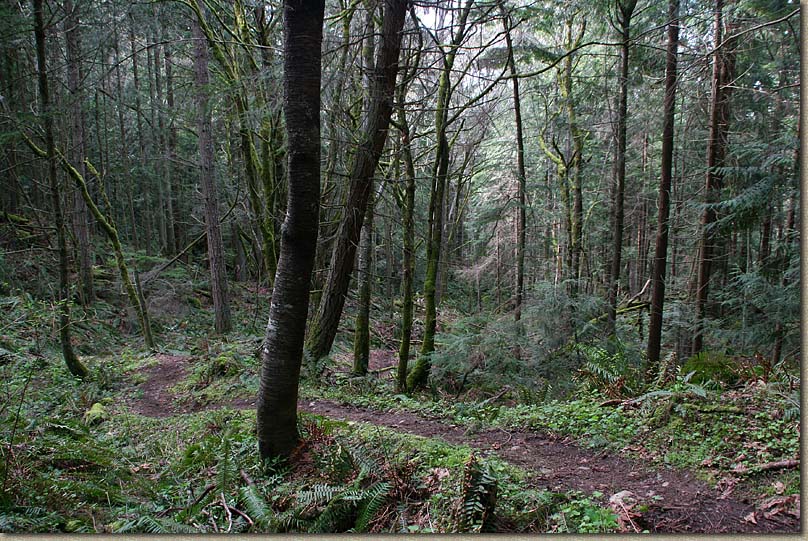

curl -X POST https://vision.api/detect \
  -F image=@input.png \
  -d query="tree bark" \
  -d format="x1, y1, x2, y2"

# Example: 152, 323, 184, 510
500, 3, 526, 322
693, 0, 735, 354
606, 0, 637, 334
407, 0, 475, 392
192, 15, 232, 335
64, 0, 94, 306
33, 0, 88, 379
256, 0, 325, 460
306, 0, 408, 361
646, 0, 679, 376
353, 187, 375, 375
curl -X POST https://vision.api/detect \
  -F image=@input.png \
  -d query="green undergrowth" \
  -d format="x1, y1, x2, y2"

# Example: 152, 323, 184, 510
304, 369, 800, 499
0, 357, 616, 533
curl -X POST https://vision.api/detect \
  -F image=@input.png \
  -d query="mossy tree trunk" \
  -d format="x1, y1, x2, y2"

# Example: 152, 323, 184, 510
305, 0, 408, 361
408, 0, 474, 392
33, 0, 88, 379
353, 189, 375, 375
22, 129, 156, 351
394, 31, 421, 393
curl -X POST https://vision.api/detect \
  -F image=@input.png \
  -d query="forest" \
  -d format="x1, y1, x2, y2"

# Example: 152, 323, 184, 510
0, 0, 801, 534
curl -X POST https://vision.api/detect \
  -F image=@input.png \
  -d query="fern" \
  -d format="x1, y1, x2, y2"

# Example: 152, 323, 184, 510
117, 515, 198, 533
238, 485, 274, 528
353, 481, 391, 533
454, 455, 497, 533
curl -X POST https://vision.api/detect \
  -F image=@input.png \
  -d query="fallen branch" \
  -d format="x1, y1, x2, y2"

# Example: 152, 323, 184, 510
370, 365, 396, 374
240, 469, 254, 486
227, 504, 253, 527
140, 194, 238, 287
757, 459, 799, 472
191, 483, 216, 507
480, 386, 512, 407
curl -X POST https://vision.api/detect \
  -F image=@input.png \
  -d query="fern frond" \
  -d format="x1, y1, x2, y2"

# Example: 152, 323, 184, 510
238, 485, 273, 527
353, 481, 391, 533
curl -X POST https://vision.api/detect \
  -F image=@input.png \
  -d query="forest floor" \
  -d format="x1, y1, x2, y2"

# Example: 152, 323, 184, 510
128, 352, 798, 534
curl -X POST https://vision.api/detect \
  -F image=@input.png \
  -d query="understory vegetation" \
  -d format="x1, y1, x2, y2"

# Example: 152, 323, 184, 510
0, 239, 799, 533
0, 0, 799, 533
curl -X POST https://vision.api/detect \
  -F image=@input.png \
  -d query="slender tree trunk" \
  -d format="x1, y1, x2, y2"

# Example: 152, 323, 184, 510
33, 0, 88, 378
353, 187, 375, 375
192, 16, 232, 335
606, 0, 637, 334
306, 0, 408, 361
646, 0, 679, 375
257, 0, 325, 460
396, 116, 416, 392
693, 0, 735, 354
500, 4, 525, 320
163, 41, 179, 252
129, 12, 147, 252
407, 0, 474, 391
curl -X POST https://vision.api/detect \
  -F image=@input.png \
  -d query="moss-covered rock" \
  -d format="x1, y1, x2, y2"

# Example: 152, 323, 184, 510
83, 402, 109, 425
681, 351, 738, 385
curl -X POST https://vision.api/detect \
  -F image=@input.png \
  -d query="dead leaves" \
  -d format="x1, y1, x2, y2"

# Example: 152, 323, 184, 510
745, 494, 800, 524
609, 490, 642, 533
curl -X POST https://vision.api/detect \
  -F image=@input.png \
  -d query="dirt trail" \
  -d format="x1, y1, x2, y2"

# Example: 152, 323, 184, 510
128, 354, 798, 534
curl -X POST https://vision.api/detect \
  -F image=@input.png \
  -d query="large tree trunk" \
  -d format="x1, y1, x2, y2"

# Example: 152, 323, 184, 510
256, 0, 325, 460
33, 0, 88, 379
64, 0, 94, 306
606, 0, 637, 334
646, 0, 680, 375
693, 0, 735, 354
306, 0, 408, 361
192, 16, 232, 335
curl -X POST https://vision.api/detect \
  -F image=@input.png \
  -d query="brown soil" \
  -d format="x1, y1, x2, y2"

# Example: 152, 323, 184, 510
128, 354, 800, 534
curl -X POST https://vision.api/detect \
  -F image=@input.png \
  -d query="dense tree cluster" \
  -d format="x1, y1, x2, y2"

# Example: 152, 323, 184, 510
0, 0, 799, 458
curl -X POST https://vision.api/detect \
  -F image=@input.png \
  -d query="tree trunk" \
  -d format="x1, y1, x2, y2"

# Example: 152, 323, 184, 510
306, 0, 408, 361
407, 0, 474, 392
693, 0, 735, 354
500, 4, 525, 321
646, 0, 679, 376
256, 0, 325, 460
353, 187, 375, 375
33, 0, 88, 379
396, 116, 417, 392
606, 0, 637, 334
163, 41, 179, 252
64, 0, 94, 306
192, 15, 232, 335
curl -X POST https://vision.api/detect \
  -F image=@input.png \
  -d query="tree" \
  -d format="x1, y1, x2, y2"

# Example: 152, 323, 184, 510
605, 0, 637, 334
407, 0, 485, 391
693, 0, 735, 354
256, 0, 325, 460
646, 0, 679, 375
32, 0, 88, 379
499, 1, 526, 322
192, 14, 232, 334
306, 0, 408, 361
64, 0, 94, 306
